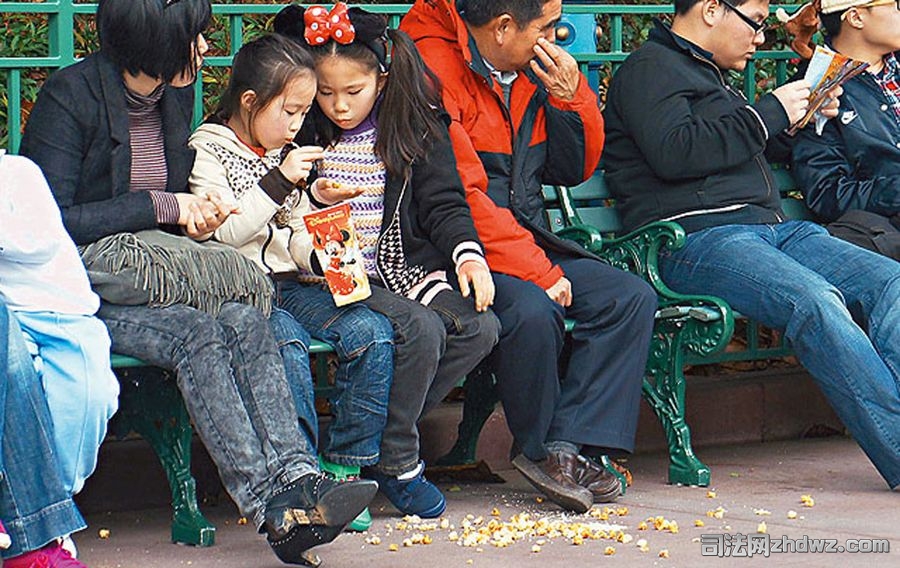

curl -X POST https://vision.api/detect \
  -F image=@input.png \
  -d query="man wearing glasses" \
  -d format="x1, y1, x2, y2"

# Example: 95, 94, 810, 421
792, 0, 900, 259
603, 0, 900, 492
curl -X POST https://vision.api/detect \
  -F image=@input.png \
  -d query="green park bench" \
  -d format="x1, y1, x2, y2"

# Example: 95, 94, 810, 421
2, 0, 807, 549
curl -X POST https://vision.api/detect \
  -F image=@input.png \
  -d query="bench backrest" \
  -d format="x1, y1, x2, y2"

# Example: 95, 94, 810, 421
543, 166, 815, 238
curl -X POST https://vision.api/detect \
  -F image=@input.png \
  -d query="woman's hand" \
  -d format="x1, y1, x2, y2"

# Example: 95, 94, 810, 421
458, 260, 495, 312
175, 192, 239, 239
311, 178, 365, 205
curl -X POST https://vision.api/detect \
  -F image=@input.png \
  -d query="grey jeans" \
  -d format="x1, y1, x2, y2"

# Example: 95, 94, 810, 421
362, 287, 500, 475
98, 302, 318, 528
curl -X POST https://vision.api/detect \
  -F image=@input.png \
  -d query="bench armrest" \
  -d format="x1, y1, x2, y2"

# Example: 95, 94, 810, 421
603, 223, 735, 357
556, 223, 603, 250
555, 220, 735, 359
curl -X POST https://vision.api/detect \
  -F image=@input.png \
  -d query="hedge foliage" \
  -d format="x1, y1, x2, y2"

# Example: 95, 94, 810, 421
2, 1, 804, 148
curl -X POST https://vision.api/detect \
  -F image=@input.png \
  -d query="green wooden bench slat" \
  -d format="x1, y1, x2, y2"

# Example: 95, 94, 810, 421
781, 196, 816, 221
568, 174, 611, 201
576, 207, 624, 234
308, 338, 335, 354
771, 165, 799, 191
110, 354, 147, 368
546, 210, 567, 232
112, 341, 336, 364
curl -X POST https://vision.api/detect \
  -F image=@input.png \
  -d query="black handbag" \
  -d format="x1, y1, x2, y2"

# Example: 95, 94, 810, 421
826, 209, 900, 261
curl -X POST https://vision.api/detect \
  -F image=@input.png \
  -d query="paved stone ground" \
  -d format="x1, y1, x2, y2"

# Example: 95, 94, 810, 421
74, 437, 897, 568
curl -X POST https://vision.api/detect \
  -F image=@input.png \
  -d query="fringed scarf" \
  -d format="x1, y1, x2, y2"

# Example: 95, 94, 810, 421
79, 230, 273, 317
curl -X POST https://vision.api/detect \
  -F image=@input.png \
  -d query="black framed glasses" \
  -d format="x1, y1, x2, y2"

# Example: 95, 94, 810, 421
719, 0, 769, 36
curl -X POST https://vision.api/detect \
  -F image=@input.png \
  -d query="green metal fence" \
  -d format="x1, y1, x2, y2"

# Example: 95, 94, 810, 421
1, 1, 802, 152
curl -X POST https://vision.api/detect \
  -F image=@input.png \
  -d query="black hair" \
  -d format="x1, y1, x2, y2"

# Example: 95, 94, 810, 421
97, 0, 211, 83
820, 11, 843, 39
275, 5, 445, 179
456, 0, 551, 27
674, 0, 750, 17
215, 34, 316, 128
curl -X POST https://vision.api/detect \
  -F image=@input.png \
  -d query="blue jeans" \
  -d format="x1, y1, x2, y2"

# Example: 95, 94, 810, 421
1, 302, 85, 559
275, 281, 393, 467
15, 311, 119, 495
659, 221, 900, 489
489, 254, 656, 461
269, 307, 318, 452
98, 301, 318, 529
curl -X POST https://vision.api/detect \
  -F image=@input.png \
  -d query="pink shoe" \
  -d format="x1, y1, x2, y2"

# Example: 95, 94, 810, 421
3, 540, 87, 568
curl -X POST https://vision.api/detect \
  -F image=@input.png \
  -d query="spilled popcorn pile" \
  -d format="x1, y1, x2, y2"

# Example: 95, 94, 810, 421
348, 484, 826, 564
362, 506, 680, 559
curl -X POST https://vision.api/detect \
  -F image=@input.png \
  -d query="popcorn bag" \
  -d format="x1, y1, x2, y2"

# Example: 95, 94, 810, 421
303, 203, 371, 306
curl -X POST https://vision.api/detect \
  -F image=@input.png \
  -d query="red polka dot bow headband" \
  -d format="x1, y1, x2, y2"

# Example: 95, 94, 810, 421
304, 2, 356, 46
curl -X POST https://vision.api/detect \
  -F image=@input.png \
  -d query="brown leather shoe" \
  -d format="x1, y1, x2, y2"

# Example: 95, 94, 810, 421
512, 452, 593, 513
573, 455, 623, 503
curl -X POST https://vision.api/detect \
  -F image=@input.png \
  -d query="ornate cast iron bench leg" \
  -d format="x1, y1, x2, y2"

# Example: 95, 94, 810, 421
436, 361, 498, 466
643, 325, 711, 486
114, 368, 216, 546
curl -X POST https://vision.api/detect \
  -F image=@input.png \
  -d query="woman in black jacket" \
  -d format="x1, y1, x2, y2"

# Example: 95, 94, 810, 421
21, 1, 374, 563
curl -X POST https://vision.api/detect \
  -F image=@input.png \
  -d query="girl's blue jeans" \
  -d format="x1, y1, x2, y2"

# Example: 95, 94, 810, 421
275, 281, 393, 467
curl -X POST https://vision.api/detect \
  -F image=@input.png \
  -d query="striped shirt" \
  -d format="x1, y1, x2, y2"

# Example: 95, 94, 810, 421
125, 84, 179, 224
318, 115, 386, 276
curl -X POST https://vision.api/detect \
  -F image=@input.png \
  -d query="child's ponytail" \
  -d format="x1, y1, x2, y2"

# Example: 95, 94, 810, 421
376, 29, 446, 178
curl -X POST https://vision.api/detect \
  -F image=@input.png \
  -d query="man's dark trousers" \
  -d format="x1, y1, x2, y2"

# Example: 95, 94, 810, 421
488, 253, 656, 461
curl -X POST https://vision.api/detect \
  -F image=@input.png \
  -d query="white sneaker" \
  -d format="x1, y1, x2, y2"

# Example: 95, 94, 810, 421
60, 535, 78, 558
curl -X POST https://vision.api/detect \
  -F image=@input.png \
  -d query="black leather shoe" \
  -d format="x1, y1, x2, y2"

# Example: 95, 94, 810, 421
264, 473, 378, 539
511, 452, 593, 513
573, 455, 623, 503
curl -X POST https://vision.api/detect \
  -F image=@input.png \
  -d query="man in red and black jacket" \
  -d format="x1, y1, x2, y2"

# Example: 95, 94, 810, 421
401, 0, 656, 512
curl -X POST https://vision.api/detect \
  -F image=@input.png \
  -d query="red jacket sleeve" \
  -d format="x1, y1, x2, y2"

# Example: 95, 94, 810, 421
446, 118, 564, 290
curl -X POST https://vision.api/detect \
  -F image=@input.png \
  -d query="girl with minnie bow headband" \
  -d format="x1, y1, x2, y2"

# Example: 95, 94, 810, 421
274, 2, 500, 522
273, 2, 444, 176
